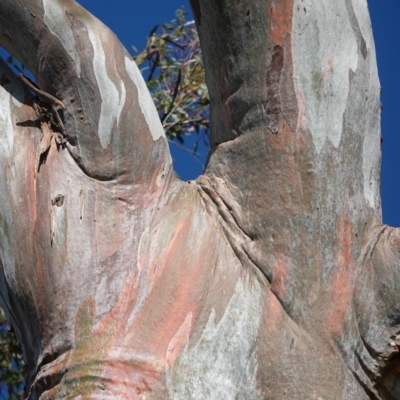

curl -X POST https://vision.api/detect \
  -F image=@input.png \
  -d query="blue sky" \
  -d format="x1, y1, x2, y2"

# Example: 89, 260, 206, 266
2, 0, 399, 226
368, 1, 400, 226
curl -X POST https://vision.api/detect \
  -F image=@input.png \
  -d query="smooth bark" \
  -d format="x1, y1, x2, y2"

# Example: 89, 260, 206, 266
0, 0, 398, 398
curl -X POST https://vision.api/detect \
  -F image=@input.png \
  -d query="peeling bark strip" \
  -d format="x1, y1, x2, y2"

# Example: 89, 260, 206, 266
0, 0, 396, 399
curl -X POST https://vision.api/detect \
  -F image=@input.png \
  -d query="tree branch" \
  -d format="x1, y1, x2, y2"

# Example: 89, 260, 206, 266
0, 0, 172, 183
161, 68, 182, 123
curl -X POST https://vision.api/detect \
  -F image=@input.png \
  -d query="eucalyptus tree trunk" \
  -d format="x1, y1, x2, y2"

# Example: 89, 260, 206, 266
0, 0, 396, 399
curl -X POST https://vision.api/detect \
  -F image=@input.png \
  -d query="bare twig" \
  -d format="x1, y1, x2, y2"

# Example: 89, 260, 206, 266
147, 52, 160, 82
17, 74, 65, 109
161, 68, 182, 123
164, 37, 185, 50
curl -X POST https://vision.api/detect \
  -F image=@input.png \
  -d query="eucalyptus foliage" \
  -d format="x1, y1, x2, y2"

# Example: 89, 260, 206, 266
134, 8, 209, 152
0, 309, 24, 399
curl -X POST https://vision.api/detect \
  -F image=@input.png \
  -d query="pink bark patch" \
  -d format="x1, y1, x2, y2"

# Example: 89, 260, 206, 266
265, 291, 283, 332
271, 256, 288, 299
326, 214, 354, 337
166, 312, 192, 368
268, 0, 294, 45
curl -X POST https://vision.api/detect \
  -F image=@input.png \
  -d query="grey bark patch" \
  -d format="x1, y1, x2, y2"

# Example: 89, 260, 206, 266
344, 0, 368, 59
292, 0, 358, 152
43, 0, 82, 77
167, 277, 263, 400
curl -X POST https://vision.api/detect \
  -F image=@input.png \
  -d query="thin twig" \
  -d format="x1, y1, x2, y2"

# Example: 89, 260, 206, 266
164, 117, 208, 133
161, 68, 182, 123
164, 37, 185, 50
51, 104, 66, 138
17, 74, 65, 109
147, 52, 160, 82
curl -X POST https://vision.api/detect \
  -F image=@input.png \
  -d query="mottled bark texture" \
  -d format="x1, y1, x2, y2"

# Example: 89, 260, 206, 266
0, 0, 397, 398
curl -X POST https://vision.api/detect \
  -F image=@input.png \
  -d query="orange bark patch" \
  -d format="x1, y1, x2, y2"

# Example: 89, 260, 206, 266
271, 256, 288, 300
94, 271, 136, 339
265, 291, 283, 332
134, 218, 203, 357
267, 117, 297, 151
326, 215, 354, 337
264, 119, 312, 216
25, 139, 38, 229
122, 204, 216, 361
268, 0, 294, 45
165, 312, 193, 368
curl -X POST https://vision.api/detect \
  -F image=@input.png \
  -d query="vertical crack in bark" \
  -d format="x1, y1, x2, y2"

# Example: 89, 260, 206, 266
265, 45, 284, 135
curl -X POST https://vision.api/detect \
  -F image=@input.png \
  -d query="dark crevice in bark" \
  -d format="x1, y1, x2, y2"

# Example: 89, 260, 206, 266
375, 352, 400, 400
26, 351, 64, 400
352, 342, 383, 399
265, 45, 284, 135
359, 333, 381, 365
27, 369, 65, 400
351, 350, 381, 400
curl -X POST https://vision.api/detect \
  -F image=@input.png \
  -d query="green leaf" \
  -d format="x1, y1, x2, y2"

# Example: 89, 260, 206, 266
148, 25, 159, 37
162, 23, 174, 30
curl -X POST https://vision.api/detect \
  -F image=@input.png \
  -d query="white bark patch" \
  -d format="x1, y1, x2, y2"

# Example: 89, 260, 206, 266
0, 85, 16, 283
292, 0, 358, 153
125, 57, 165, 141
43, 0, 81, 77
167, 278, 263, 400
0, 93, 13, 160
51, 201, 67, 249
87, 23, 126, 149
